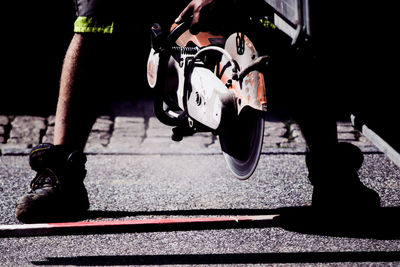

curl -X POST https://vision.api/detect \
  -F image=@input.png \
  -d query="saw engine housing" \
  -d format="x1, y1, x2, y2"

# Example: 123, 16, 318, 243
147, 21, 267, 179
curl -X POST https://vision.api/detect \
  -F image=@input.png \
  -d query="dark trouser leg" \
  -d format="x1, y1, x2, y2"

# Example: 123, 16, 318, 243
282, 54, 380, 209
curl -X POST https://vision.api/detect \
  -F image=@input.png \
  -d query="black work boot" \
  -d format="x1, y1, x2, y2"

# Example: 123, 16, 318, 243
16, 143, 89, 223
306, 142, 380, 210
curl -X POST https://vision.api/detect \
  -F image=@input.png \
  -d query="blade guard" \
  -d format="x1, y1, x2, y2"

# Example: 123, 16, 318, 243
221, 33, 267, 114
187, 67, 233, 130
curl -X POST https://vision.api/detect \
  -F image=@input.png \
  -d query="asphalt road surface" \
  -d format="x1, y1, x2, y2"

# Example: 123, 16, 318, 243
1, 151, 400, 266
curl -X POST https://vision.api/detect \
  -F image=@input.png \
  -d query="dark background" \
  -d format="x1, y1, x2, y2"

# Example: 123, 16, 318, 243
1, 1, 76, 115
1, 1, 398, 151
0, 1, 186, 115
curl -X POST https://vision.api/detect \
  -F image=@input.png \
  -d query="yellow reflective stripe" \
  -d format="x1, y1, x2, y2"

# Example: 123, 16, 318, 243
74, 16, 114, 34
259, 17, 277, 30
29, 147, 49, 156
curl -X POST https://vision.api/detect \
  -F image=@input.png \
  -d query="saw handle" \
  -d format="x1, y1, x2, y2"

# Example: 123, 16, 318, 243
164, 21, 190, 49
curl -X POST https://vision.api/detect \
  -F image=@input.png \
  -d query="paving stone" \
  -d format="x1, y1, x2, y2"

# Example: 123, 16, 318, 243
262, 135, 290, 148
0, 116, 8, 144
264, 127, 287, 138
146, 117, 173, 138
0, 116, 9, 125
349, 141, 378, 152
85, 116, 114, 151
291, 129, 306, 144
205, 135, 221, 152
107, 117, 145, 152
276, 141, 301, 149
47, 115, 56, 126
263, 121, 289, 148
40, 116, 56, 144
357, 135, 370, 144
0, 113, 380, 155
0, 145, 30, 155
91, 116, 113, 132
112, 117, 145, 137
106, 136, 144, 153
264, 121, 287, 137
289, 122, 300, 130
42, 125, 54, 144
87, 131, 112, 147
337, 121, 356, 133
336, 121, 358, 142
337, 132, 357, 141
8, 116, 46, 148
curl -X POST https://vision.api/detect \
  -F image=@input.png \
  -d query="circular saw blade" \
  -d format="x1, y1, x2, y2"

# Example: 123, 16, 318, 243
218, 32, 265, 180
219, 107, 264, 180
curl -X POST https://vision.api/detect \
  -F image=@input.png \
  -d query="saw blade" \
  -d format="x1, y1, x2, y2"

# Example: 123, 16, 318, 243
219, 107, 264, 180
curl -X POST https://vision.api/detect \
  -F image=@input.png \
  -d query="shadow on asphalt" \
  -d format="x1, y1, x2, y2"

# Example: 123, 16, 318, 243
278, 206, 400, 240
31, 251, 400, 265
81, 206, 400, 240
26, 207, 400, 265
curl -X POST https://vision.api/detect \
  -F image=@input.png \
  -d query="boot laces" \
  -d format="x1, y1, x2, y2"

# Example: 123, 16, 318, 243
30, 168, 61, 191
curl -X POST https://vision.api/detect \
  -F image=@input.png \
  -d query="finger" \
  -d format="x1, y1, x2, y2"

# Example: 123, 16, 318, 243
175, 3, 194, 23
189, 11, 201, 35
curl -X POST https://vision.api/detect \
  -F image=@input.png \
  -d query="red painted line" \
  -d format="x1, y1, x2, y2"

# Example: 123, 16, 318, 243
49, 216, 267, 227
0, 215, 278, 238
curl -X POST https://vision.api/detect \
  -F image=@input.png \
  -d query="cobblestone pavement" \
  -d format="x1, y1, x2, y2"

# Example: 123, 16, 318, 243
0, 101, 378, 155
